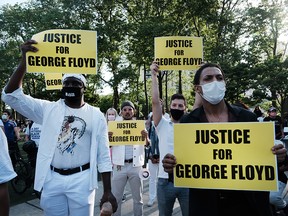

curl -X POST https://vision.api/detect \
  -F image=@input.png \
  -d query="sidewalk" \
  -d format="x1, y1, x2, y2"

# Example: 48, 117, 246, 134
10, 179, 182, 216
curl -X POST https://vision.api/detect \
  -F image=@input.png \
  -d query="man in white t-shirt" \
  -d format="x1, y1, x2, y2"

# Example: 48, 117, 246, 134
150, 61, 189, 216
2, 39, 117, 216
0, 128, 17, 216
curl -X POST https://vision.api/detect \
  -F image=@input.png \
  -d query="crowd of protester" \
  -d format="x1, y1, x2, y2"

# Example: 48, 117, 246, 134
1, 40, 288, 216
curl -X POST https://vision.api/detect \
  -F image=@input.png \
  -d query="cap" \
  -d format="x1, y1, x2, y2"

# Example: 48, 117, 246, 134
268, 107, 277, 112
62, 74, 87, 87
121, 100, 135, 110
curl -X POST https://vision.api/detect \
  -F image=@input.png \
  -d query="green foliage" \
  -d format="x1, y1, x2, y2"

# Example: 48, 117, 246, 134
98, 94, 114, 114
1, 0, 288, 117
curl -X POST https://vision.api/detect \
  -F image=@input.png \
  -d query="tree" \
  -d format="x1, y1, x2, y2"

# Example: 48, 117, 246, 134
245, 0, 288, 115
1, 0, 288, 117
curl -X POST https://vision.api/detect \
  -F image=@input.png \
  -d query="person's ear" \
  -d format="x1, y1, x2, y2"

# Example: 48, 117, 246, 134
194, 85, 201, 94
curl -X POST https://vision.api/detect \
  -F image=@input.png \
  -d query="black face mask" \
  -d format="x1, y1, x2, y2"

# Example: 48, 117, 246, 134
170, 109, 184, 121
61, 87, 82, 102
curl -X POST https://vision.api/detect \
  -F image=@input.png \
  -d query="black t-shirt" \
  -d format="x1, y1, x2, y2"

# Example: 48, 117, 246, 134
254, 109, 263, 118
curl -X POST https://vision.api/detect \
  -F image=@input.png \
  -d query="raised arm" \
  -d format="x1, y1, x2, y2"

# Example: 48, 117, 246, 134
5, 40, 38, 93
150, 61, 162, 126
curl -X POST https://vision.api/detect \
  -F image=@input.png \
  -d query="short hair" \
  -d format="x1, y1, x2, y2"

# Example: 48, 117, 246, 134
170, 93, 186, 106
193, 63, 225, 85
3, 109, 11, 116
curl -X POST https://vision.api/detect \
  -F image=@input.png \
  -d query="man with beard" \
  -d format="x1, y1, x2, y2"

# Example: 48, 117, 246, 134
150, 61, 189, 216
110, 100, 147, 216
2, 39, 117, 216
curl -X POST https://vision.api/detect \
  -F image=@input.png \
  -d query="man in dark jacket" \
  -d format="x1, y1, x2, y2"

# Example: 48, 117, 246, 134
162, 62, 287, 216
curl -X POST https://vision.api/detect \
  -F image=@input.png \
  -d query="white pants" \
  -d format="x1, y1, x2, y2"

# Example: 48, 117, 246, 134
112, 164, 143, 216
148, 160, 159, 201
40, 169, 95, 216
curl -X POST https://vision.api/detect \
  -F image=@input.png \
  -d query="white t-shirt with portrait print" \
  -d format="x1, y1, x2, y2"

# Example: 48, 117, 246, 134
51, 104, 93, 169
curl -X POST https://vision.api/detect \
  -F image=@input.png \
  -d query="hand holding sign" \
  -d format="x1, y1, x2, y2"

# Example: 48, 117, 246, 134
272, 143, 287, 163
150, 61, 160, 76
21, 39, 38, 57
162, 153, 177, 174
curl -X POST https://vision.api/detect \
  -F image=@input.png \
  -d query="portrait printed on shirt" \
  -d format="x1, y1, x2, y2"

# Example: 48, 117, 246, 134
57, 115, 86, 155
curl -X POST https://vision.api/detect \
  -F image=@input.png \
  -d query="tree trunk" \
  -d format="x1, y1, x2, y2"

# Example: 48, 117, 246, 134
143, 64, 149, 116
113, 86, 119, 111
178, 70, 182, 94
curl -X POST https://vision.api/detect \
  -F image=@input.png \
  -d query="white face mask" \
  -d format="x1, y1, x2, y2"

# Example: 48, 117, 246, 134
107, 115, 116, 121
200, 81, 226, 105
2, 114, 8, 120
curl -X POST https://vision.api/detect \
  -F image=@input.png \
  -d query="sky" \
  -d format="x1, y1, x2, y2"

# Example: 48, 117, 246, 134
0, 0, 28, 6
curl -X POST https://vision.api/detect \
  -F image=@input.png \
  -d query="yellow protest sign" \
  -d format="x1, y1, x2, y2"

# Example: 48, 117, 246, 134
154, 36, 203, 70
108, 120, 146, 145
45, 73, 62, 90
174, 122, 278, 191
27, 29, 97, 74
